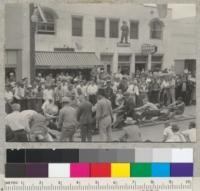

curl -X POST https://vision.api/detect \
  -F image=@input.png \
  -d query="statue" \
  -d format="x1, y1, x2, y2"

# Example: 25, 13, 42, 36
120, 21, 129, 43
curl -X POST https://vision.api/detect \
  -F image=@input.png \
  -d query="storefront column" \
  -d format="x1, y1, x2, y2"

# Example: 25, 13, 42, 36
147, 54, 152, 71
130, 53, 135, 77
112, 52, 118, 74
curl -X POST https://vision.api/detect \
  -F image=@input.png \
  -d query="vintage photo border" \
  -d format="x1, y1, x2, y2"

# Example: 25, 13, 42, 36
0, 0, 199, 180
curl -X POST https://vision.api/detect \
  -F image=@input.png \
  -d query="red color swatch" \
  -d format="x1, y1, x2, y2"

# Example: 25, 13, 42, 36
91, 163, 111, 177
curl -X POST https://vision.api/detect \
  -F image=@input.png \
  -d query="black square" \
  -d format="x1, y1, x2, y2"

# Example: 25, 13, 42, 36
5, 164, 26, 177
7, 149, 25, 163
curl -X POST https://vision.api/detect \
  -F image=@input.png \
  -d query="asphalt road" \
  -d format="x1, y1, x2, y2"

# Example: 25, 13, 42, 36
73, 105, 196, 142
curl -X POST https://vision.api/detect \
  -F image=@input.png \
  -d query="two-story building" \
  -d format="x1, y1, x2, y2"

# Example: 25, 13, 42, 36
5, 3, 196, 81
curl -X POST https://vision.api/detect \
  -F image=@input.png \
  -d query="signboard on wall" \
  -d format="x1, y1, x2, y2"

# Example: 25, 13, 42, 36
141, 44, 158, 55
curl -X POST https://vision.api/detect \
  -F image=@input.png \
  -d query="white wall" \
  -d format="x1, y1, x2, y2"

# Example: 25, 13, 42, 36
35, 3, 173, 71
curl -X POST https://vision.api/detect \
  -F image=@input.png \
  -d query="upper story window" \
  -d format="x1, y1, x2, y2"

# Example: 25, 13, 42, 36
130, 20, 139, 39
109, 19, 119, 38
95, 18, 105, 37
72, 16, 83, 37
37, 7, 58, 35
149, 18, 164, 39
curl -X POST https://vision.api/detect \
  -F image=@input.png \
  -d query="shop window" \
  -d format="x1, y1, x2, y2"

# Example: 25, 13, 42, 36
118, 55, 131, 75
150, 18, 164, 39
151, 55, 163, 71
130, 20, 139, 39
72, 16, 83, 36
135, 55, 148, 72
100, 54, 113, 74
96, 18, 105, 37
109, 19, 119, 38
185, 59, 196, 75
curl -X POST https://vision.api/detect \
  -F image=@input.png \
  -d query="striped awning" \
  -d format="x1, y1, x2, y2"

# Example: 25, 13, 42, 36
35, 51, 101, 69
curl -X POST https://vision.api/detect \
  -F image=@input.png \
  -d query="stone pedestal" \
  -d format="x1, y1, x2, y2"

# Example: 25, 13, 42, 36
117, 42, 131, 47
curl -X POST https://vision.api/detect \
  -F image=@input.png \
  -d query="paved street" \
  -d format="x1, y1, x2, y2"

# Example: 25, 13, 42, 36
74, 105, 196, 142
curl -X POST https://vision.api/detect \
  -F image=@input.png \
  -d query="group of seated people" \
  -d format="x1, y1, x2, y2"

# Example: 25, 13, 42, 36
112, 95, 185, 129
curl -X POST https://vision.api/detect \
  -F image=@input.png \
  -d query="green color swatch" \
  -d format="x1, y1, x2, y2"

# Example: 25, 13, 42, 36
130, 163, 152, 177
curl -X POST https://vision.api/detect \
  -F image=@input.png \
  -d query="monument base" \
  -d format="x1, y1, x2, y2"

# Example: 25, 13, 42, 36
117, 42, 131, 47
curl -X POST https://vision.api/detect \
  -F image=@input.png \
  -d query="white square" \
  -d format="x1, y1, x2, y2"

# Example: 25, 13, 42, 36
48, 163, 70, 178
153, 148, 172, 162
172, 148, 193, 163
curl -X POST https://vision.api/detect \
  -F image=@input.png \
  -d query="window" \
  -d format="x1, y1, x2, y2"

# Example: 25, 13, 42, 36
130, 21, 139, 39
135, 55, 148, 72
109, 19, 119, 38
150, 18, 164, 39
100, 54, 113, 73
96, 18, 105, 37
185, 59, 196, 75
72, 16, 83, 36
151, 55, 163, 70
118, 55, 131, 75
37, 9, 56, 35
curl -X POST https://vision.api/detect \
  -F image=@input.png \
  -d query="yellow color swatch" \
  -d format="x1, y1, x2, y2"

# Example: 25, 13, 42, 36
111, 163, 130, 177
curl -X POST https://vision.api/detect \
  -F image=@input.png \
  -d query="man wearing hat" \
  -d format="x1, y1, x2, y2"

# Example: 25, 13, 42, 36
119, 117, 142, 142
58, 97, 79, 141
95, 88, 113, 142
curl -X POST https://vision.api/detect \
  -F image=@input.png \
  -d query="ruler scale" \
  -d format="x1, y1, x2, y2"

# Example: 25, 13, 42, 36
2, 178, 192, 191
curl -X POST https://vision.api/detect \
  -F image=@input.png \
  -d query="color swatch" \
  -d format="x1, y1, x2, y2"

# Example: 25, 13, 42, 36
6, 148, 193, 178
5, 162, 193, 178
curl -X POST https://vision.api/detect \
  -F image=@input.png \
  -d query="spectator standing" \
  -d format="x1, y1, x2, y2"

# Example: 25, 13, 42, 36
77, 95, 93, 142
5, 84, 14, 114
96, 89, 113, 142
58, 97, 79, 141
87, 80, 98, 105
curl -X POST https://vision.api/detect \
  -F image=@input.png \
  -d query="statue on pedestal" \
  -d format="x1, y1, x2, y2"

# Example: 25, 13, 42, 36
120, 21, 129, 43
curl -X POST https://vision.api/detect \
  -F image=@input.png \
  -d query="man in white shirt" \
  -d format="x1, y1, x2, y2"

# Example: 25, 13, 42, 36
165, 124, 186, 142
135, 98, 159, 120
182, 122, 196, 142
43, 85, 54, 102
87, 80, 98, 105
5, 104, 28, 141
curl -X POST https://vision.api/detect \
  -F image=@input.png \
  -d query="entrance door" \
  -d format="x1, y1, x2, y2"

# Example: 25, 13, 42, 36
100, 54, 113, 74
185, 59, 196, 75
135, 55, 148, 72
135, 63, 146, 72
118, 55, 131, 75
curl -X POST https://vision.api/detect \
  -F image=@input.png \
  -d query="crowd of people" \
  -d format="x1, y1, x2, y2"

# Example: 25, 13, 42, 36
5, 68, 196, 142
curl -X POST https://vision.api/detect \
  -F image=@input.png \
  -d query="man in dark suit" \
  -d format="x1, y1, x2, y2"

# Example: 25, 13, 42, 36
77, 95, 94, 142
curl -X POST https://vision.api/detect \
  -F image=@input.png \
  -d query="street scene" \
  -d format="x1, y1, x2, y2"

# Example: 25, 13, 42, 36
4, 3, 196, 142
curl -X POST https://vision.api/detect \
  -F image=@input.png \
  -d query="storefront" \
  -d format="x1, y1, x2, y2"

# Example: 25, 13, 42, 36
35, 51, 101, 80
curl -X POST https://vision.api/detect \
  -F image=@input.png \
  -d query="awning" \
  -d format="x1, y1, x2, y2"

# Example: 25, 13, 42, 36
35, 51, 101, 69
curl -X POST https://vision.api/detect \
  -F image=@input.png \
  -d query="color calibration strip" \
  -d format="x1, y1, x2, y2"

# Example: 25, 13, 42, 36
6, 148, 193, 178
5, 162, 193, 178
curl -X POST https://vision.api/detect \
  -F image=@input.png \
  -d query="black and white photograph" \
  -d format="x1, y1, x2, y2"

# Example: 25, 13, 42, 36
4, 2, 197, 142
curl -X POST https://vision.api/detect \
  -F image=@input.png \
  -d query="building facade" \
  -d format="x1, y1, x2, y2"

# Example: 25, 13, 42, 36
5, 3, 196, 81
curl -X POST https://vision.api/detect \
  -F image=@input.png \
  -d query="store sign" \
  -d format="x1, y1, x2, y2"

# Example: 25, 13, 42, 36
141, 44, 157, 55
